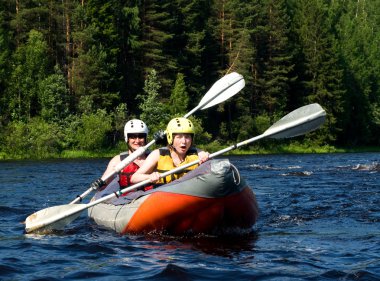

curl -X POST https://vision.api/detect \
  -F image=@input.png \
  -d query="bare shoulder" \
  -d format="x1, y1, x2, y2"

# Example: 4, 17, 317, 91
108, 154, 121, 167
101, 154, 122, 178
136, 149, 160, 173
146, 149, 160, 162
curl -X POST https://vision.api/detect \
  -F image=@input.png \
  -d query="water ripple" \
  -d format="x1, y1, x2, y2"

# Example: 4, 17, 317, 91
1, 154, 380, 280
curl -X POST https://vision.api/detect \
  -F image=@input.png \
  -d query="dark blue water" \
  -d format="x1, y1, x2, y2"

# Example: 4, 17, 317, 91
1, 153, 379, 280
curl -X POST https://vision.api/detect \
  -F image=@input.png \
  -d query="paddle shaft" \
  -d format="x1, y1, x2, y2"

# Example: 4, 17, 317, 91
70, 144, 153, 204
70, 72, 245, 204
116, 103, 326, 197
25, 103, 325, 233
52, 104, 326, 214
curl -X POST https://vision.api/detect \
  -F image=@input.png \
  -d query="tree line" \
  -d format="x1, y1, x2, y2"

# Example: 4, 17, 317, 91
0, 0, 379, 158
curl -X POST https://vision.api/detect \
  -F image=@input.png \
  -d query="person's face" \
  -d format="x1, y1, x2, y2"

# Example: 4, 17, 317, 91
172, 133, 192, 154
128, 133, 146, 150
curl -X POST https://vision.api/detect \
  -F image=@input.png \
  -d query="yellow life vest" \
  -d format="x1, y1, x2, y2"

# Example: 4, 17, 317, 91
156, 147, 199, 184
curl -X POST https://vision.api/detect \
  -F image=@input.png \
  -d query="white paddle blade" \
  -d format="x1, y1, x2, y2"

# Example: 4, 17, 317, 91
25, 204, 85, 233
264, 103, 326, 139
199, 72, 245, 110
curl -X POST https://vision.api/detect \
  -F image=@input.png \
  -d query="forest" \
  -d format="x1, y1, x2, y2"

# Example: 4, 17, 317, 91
0, 0, 379, 159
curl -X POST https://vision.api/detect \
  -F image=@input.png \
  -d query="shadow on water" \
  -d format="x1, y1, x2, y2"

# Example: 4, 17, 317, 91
136, 230, 259, 258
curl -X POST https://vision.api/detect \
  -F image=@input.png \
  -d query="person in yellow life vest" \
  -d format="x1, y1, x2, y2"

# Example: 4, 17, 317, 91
130, 117, 210, 185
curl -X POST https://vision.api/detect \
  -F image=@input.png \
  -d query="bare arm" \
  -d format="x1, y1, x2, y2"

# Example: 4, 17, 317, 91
100, 155, 120, 184
130, 149, 160, 183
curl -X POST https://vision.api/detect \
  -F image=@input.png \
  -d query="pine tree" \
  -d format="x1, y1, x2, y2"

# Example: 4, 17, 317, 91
119, 1, 143, 106
39, 65, 69, 121
7, 30, 50, 121
176, 0, 215, 101
0, 11, 11, 122
137, 69, 169, 132
139, 0, 175, 92
257, 0, 295, 118
335, 0, 380, 145
71, 43, 119, 113
69, 0, 122, 112
291, 0, 346, 144
169, 72, 188, 115
209, 0, 260, 141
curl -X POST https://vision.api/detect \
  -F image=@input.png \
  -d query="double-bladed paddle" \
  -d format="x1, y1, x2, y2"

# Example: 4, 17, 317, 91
70, 72, 245, 204
25, 103, 326, 234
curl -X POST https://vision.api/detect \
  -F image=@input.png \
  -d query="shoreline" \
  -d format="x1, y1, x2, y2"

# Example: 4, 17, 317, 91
1, 145, 379, 161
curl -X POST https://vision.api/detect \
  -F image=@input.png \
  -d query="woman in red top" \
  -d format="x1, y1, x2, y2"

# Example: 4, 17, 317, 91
92, 119, 151, 193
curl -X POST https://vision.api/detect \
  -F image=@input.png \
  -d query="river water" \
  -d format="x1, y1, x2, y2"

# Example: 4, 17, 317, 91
0, 153, 379, 280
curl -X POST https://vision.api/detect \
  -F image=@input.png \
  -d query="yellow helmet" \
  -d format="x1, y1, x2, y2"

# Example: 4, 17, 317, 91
166, 117, 195, 144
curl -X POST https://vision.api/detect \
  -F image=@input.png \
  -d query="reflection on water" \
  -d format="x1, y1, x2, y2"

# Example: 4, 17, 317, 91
139, 231, 259, 258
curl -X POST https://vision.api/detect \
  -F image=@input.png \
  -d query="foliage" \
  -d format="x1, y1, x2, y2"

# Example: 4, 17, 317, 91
137, 69, 169, 132
169, 73, 189, 115
60, 114, 83, 150
109, 103, 128, 146
334, 0, 380, 145
71, 44, 120, 113
7, 30, 49, 121
2, 118, 63, 159
291, 0, 346, 146
189, 116, 212, 146
0, 0, 380, 159
39, 66, 69, 121
0, 12, 10, 92
76, 109, 113, 151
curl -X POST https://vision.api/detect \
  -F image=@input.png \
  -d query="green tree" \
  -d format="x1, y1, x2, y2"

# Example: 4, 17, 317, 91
3, 118, 63, 158
176, 0, 215, 101
140, 0, 176, 91
0, 12, 9, 86
257, 0, 295, 117
119, 2, 143, 106
169, 73, 188, 115
71, 43, 119, 113
210, 0, 260, 141
291, 0, 346, 144
7, 30, 50, 121
38, 65, 69, 121
109, 103, 128, 146
335, 0, 380, 145
137, 69, 168, 132
9, 0, 50, 45
1, 0, 380, 152
68, 0, 122, 113
76, 109, 112, 150
0, 12, 11, 123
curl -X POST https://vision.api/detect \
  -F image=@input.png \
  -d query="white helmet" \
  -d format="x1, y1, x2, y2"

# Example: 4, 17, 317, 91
124, 119, 149, 142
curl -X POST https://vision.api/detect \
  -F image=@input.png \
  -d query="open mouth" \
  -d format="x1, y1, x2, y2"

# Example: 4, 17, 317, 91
178, 144, 187, 151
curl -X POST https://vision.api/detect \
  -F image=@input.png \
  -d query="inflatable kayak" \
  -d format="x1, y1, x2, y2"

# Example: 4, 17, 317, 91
88, 159, 259, 235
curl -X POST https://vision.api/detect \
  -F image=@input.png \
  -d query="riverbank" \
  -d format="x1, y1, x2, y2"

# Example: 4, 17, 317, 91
0, 142, 379, 161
